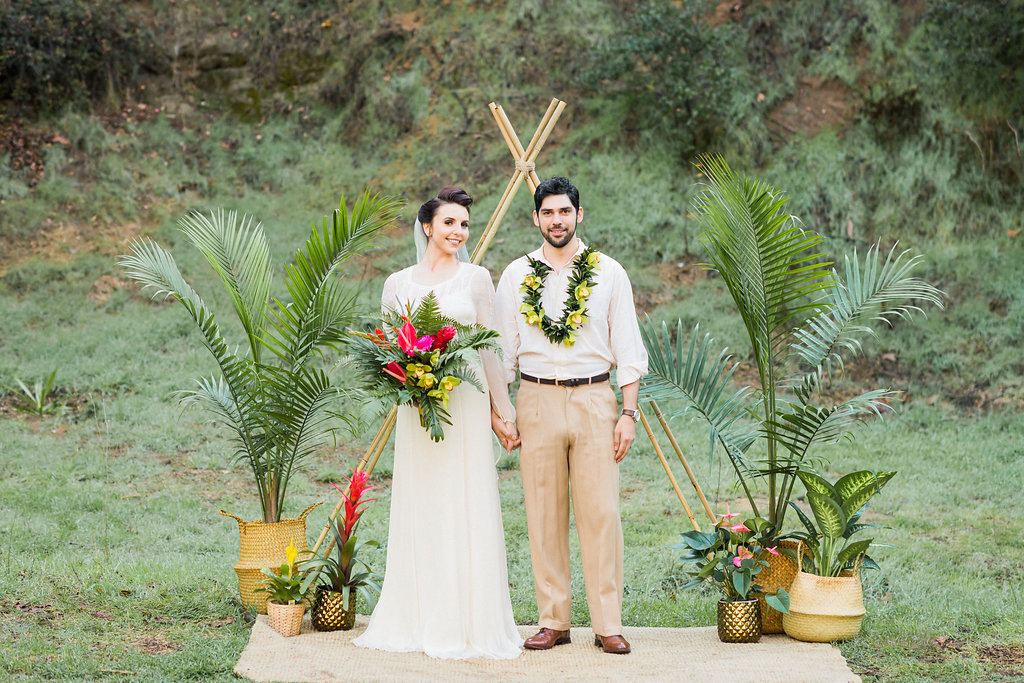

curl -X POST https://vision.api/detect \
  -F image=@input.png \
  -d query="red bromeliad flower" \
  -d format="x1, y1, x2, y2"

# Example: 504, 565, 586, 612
372, 328, 388, 346
383, 361, 407, 383
432, 326, 456, 351
330, 469, 380, 545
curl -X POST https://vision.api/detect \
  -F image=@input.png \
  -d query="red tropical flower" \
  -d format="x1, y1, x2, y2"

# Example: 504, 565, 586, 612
383, 361, 407, 383
432, 326, 456, 351
397, 321, 418, 355
331, 468, 380, 545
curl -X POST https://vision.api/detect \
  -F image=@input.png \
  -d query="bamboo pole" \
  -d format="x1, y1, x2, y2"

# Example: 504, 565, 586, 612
311, 99, 566, 556
638, 408, 701, 532
647, 399, 717, 524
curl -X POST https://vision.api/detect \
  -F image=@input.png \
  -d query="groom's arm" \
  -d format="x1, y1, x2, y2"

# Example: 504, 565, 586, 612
612, 381, 639, 463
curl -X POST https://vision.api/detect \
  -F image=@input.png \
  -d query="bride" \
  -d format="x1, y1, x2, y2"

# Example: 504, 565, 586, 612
352, 186, 522, 659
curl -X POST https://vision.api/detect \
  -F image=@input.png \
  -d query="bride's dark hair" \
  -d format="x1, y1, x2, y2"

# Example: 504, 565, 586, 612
417, 186, 473, 226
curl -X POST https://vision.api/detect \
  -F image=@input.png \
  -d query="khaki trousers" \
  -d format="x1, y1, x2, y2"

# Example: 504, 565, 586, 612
517, 380, 623, 636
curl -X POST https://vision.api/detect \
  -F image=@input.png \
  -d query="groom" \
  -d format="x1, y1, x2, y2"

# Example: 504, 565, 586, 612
494, 176, 648, 655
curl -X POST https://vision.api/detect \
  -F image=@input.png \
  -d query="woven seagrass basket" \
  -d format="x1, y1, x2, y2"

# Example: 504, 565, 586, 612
220, 502, 321, 614
756, 538, 800, 634
267, 601, 305, 637
783, 547, 865, 642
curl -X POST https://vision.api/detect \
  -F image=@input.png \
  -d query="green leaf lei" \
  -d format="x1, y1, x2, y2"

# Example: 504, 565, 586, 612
518, 247, 600, 346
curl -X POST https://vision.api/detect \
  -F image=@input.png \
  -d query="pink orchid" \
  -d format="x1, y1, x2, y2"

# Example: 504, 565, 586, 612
732, 546, 754, 567
765, 545, 780, 556
397, 321, 418, 355
383, 361, 407, 383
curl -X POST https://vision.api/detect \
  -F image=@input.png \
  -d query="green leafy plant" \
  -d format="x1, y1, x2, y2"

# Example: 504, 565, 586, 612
119, 191, 401, 523
303, 468, 382, 608
641, 154, 944, 529
672, 509, 790, 612
255, 539, 315, 604
6, 368, 59, 416
782, 470, 896, 577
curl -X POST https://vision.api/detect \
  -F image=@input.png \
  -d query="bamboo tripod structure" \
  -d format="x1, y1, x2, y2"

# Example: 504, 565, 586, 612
311, 98, 713, 557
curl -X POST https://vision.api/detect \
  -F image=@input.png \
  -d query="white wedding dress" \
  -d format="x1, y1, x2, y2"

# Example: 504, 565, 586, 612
352, 262, 522, 659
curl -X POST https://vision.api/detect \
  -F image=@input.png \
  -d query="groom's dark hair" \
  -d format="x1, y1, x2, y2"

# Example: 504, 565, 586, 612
534, 176, 580, 212
418, 186, 473, 226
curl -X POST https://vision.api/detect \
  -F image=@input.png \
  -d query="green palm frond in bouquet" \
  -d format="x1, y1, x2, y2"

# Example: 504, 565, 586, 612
347, 292, 501, 441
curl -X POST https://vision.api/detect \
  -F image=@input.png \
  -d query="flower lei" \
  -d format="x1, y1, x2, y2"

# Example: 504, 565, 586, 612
519, 247, 600, 346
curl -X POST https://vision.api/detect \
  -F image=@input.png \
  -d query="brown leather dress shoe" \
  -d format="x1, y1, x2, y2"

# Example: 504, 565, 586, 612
594, 634, 631, 654
524, 627, 571, 650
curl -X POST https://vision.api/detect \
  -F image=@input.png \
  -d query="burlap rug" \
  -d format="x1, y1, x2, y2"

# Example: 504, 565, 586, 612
234, 615, 862, 682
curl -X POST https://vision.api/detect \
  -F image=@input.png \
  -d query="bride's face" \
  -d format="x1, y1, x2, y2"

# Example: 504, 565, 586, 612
424, 202, 470, 256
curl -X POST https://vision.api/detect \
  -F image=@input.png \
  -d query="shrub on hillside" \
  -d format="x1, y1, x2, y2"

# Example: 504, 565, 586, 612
0, 0, 158, 114
577, 0, 748, 159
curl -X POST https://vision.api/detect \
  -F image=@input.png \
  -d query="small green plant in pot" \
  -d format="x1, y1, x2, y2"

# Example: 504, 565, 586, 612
673, 510, 790, 643
304, 468, 382, 631
256, 540, 315, 637
780, 469, 895, 642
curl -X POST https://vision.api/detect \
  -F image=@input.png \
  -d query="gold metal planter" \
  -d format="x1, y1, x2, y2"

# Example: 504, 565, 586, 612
311, 586, 357, 632
717, 598, 761, 643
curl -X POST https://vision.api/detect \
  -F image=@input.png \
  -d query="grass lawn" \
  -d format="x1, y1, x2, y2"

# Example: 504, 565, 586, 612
1, 291, 1022, 682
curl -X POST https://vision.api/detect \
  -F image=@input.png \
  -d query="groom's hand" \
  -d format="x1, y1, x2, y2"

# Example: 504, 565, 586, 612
612, 416, 635, 463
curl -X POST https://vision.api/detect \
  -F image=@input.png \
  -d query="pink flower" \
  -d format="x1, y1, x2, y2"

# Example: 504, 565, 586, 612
718, 503, 741, 524
432, 326, 456, 351
383, 361, 407, 383
729, 522, 751, 533
415, 335, 434, 351
732, 546, 754, 568
397, 322, 418, 355
765, 545, 780, 556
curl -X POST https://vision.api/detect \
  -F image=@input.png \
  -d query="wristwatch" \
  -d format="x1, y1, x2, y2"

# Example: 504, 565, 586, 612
620, 408, 640, 423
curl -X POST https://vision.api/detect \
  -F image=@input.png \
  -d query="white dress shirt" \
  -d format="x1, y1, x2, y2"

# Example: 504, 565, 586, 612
495, 240, 648, 388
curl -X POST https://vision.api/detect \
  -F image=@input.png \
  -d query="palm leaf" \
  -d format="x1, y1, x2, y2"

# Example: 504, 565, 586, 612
789, 243, 945, 397
179, 209, 272, 363
265, 190, 402, 366
639, 317, 761, 513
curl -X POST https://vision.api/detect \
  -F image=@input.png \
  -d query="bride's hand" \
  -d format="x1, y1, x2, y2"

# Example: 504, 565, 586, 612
505, 421, 521, 452
490, 411, 514, 453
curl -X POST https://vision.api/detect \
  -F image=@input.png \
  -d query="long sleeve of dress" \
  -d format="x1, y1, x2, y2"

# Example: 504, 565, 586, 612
470, 266, 516, 424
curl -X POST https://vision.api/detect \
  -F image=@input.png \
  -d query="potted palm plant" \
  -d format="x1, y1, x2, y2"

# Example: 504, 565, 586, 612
641, 155, 943, 631
781, 469, 895, 642
304, 468, 382, 631
119, 190, 400, 612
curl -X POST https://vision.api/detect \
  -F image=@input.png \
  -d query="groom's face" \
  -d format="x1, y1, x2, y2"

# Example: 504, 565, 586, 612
534, 194, 583, 249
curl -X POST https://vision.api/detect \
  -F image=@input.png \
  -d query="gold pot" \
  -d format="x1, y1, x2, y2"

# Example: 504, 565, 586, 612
219, 502, 321, 614
311, 586, 357, 631
266, 600, 305, 637
756, 538, 800, 633
717, 598, 761, 643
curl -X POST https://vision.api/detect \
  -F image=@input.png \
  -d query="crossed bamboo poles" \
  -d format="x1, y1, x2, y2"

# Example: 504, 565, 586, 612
311, 99, 712, 558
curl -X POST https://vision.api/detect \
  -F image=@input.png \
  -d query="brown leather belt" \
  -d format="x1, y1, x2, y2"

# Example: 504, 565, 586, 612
520, 372, 610, 387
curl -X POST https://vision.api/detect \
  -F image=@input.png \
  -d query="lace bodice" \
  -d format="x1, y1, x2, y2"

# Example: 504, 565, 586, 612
381, 262, 516, 423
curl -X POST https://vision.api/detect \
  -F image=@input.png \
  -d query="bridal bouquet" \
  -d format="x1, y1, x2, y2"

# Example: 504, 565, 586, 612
348, 293, 501, 441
